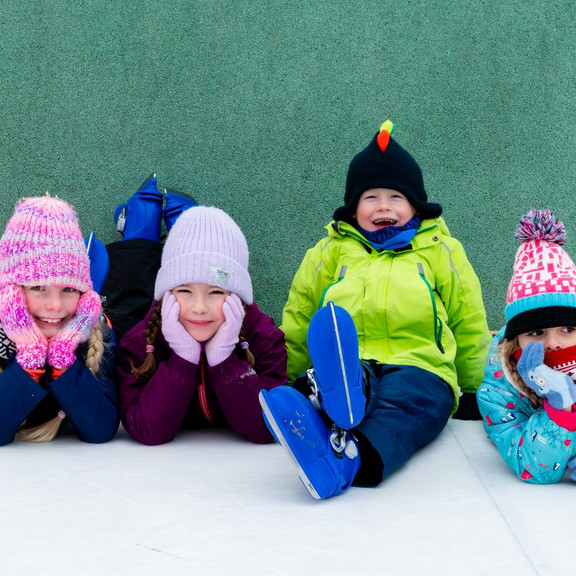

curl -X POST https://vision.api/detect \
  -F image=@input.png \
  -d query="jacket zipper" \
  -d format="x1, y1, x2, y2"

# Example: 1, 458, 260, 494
319, 265, 347, 308
198, 356, 214, 423
417, 263, 445, 353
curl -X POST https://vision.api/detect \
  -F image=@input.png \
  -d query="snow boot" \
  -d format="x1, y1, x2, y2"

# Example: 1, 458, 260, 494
306, 301, 366, 429
114, 173, 163, 241
163, 188, 198, 232
259, 386, 360, 499
84, 231, 109, 294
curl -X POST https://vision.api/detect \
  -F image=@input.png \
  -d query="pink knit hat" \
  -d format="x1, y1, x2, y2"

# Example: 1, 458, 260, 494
0, 194, 92, 292
504, 209, 576, 338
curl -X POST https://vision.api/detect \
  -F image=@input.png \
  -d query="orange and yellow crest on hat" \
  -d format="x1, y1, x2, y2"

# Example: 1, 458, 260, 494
376, 120, 395, 152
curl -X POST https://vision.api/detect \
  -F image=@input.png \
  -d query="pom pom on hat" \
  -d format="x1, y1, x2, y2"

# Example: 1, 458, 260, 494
504, 209, 576, 339
0, 194, 92, 292
514, 209, 567, 245
154, 206, 253, 304
333, 120, 442, 223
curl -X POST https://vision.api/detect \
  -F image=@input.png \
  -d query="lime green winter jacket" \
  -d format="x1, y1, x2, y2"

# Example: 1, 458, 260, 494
281, 217, 491, 412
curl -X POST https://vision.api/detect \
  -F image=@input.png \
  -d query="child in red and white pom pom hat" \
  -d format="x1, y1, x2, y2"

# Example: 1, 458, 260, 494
478, 209, 576, 484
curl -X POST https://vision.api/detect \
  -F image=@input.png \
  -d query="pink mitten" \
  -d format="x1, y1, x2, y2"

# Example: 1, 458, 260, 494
161, 291, 201, 364
47, 290, 101, 369
0, 284, 48, 370
205, 293, 245, 367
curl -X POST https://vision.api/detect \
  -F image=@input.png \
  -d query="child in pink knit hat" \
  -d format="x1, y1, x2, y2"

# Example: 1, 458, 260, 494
116, 205, 287, 446
0, 194, 119, 445
477, 209, 576, 484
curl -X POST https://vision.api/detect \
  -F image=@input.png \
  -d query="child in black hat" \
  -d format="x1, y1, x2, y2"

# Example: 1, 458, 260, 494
259, 121, 491, 499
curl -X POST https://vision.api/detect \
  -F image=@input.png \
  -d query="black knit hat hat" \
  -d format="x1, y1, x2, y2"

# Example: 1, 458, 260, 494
333, 121, 442, 223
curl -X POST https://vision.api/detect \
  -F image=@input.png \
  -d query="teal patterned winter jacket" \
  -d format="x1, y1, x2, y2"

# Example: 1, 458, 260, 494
477, 328, 576, 484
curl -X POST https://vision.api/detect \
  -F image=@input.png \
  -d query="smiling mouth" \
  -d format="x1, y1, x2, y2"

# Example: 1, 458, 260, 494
373, 218, 397, 227
37, 317, 64, 325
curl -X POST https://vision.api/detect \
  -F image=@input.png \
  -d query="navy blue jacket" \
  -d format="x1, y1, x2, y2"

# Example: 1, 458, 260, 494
0, 323, 119, 446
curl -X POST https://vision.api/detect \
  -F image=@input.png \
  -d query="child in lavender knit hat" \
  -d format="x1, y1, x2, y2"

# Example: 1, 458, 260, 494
116, 205, 287, 446
0, 194, 119, 445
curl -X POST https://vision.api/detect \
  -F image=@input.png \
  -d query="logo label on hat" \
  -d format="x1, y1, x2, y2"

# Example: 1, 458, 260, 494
211, 263, 231, 288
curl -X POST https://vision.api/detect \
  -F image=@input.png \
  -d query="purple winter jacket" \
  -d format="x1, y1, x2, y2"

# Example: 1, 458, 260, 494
117, 301, 287, 445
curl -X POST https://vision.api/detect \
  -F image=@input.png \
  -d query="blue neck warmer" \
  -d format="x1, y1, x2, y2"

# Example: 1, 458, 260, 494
354, 215, 422, 250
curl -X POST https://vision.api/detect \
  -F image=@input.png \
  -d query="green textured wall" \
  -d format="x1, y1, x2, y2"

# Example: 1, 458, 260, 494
2, 1, 576, 329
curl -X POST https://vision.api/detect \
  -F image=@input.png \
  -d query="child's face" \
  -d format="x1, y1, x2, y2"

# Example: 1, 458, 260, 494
172, 282, 229, 342
23, 285, 81, 339
518, 326, 576, 351
354, 188, 417, 231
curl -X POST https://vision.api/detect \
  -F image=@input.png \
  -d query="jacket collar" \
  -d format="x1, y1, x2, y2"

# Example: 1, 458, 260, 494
327, 217, 448, 251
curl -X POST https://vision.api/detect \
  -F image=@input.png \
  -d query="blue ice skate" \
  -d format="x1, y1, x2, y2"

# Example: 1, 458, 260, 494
163, 188, 198, 232
84, 232, 109, 294
114, 173, 163, 241
307, 302, 366, 429
259, 386, 360, 499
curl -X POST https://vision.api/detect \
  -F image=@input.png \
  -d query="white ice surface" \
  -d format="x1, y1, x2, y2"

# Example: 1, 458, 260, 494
1, 420, 574, 576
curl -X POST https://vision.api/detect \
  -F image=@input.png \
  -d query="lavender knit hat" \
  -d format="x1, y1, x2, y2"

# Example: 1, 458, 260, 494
154, 206, 253, 304
0, 194, 92, 292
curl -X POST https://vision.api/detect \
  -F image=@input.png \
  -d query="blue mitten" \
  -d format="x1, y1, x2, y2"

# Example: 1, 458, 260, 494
517, 341, 576, 410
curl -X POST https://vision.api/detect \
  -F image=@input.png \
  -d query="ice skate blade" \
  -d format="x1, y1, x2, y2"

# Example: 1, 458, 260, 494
259, 391, 322, 500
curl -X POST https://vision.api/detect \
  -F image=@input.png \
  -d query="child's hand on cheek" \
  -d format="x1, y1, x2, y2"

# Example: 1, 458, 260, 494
205, 293, 245, 367
517, 341, 576, 410
161, 291, 201, 364
47, 290, 101, 369
0, 284, 48, 370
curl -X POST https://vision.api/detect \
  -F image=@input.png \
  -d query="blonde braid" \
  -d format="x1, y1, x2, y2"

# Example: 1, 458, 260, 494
17, 412, 65, 443
85, 322, 105, 375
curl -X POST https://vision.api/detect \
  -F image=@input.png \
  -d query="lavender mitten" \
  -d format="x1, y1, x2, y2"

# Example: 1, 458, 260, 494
161, 291, 201, 364
47, 290, 101, 369
205, 293, 245, 367
0, 284, 48, 370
